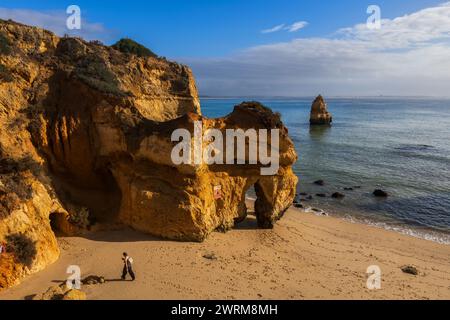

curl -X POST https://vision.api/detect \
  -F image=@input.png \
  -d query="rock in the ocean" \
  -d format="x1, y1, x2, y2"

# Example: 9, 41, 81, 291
316, 193, 327, 198
314, 180, 325, 186
310, 95, 332, 125
294, 203, 304, 209
332, 192, 345, 199
373, 189, 389, 197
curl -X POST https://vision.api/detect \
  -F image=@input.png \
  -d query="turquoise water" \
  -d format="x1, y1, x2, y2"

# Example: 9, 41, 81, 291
201, 98, 450, 244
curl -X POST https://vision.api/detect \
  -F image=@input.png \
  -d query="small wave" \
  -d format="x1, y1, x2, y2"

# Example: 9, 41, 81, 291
304, 207, 328, 216
343, 215, 450, 245
308, 205, 450, 245
393, 144, 435, 152
249, 197, 450, 245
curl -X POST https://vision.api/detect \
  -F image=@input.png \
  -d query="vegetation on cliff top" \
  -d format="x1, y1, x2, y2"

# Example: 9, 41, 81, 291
54, 37, 128, 96
75, 59, 124, 96
111, 38, 157, 58
0, 32, 11, 55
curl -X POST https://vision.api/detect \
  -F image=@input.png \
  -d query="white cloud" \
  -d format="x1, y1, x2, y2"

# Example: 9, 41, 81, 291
261, 24, 286, 34
286, 21, 308, 32
185, 2, 450, 97
0, 7, 115, 42
261, 21, 308, 34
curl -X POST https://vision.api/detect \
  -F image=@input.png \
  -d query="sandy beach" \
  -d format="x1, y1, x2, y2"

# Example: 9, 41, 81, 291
1, 201, 449, 300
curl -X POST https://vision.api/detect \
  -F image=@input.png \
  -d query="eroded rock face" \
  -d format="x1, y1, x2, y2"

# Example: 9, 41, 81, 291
111, 103, 298, 240
310, 95, 332, 125
0, 20, 298, 289
0, 20, 201, 289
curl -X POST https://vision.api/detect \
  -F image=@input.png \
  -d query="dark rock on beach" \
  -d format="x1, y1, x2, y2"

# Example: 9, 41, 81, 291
203, 253, 217, 260
82, 275, 105, 285
401, 265, 418, 275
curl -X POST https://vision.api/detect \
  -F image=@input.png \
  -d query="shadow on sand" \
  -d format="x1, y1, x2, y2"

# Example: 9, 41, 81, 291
80, 228, 163, 243
233, 213, 259, 231
51, 278, 132, 284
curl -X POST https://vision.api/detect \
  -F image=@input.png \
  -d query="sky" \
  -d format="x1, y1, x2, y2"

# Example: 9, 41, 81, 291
1, 0, 449, 97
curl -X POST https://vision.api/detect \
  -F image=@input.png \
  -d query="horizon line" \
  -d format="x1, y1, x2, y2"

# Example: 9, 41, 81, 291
199, 95, 450, 100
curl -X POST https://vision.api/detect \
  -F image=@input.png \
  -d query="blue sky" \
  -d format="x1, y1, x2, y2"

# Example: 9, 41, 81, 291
1, 1, 450, 96
0, 0, 442, 57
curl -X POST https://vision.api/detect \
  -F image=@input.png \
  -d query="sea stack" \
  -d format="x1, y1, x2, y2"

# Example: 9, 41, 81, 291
310, 95, 332, 125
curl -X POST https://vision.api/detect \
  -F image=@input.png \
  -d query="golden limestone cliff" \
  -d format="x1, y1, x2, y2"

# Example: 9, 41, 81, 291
0, 20, 298, 289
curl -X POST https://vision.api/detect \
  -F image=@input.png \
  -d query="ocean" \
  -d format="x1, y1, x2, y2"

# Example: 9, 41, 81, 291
200, 97, 450, 244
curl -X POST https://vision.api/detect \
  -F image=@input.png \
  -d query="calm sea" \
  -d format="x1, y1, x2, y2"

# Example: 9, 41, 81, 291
201, 97, 450, 244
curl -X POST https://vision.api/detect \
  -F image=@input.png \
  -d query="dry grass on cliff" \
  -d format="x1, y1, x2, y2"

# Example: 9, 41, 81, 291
0, 156, 41, 215
0, 64, 13, 82
5, 233, 37, 268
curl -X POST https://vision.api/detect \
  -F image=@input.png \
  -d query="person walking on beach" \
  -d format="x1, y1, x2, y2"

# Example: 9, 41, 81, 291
121, 252, 135, 281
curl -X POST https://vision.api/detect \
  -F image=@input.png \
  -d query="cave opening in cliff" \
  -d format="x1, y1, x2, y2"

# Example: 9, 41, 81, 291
233, 185, 258, 229
49, 212, 66, 236
49, 166, 123, 227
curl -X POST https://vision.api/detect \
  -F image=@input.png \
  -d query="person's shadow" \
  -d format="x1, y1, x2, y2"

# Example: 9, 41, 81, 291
51, 278, 132, 284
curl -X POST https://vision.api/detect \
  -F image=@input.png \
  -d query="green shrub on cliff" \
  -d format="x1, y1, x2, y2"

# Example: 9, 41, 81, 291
54, 37, 125, 96
111, 38, 157, 58
0, 63, 13, 82
75, 57, 125, 96
0, 33, 12, 55
76, 62, 120, 94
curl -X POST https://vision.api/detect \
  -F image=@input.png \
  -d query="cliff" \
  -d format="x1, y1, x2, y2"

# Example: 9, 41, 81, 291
310, 95, 332, 125
0, 20, 297, 290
